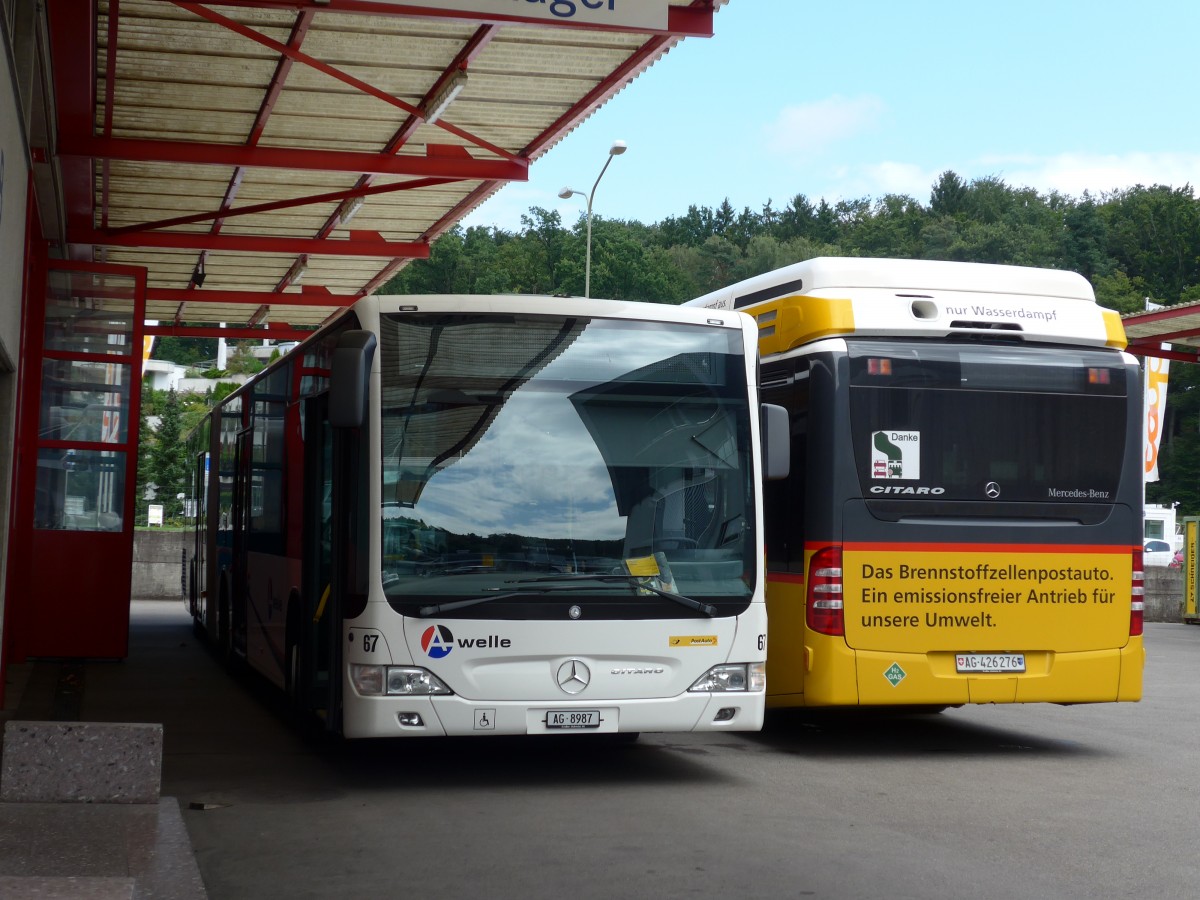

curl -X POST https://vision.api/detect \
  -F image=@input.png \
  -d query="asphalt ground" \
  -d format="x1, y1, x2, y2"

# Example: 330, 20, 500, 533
14, 601, 1199, 899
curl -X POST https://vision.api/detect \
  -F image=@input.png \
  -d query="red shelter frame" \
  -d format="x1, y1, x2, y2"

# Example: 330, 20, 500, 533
7, 259, 146, 661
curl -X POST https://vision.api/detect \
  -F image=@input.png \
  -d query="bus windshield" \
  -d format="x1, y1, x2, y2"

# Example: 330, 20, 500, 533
848, 340, 1130, 511
377, 313, 754, 620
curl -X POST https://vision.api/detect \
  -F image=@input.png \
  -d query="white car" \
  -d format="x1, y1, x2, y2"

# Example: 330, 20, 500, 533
1143, 539, 1175, 567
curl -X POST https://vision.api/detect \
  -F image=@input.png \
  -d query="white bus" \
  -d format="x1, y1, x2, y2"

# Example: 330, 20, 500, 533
185, 294, 787, 737
688, 258, 1144, 709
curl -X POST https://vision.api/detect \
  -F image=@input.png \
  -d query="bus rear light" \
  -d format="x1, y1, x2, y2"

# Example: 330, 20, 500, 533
1130, 548, 1145, 637
867, 358, 893, 376
806, 546, 845, 636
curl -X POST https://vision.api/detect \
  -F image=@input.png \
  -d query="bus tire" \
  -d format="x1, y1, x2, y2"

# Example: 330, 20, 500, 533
285, 605, 302, 711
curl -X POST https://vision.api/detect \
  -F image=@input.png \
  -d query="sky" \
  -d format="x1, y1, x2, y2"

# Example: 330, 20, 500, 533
462, 0, 1200, 232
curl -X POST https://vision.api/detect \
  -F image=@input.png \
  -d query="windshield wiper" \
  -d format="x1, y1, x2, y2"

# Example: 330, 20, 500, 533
417, 582, 594, 617
504, 574, 718, 617
416, 575, 718, 618
418, 591, 525, 617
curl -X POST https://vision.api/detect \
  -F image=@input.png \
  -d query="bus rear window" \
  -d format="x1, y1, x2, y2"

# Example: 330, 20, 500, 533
847, 341, 1129, 505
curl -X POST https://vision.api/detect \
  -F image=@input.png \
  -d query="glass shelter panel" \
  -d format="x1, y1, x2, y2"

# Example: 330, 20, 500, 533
38, 359, 131, 444
42, 270, 136, 357
35, 448, 127, 531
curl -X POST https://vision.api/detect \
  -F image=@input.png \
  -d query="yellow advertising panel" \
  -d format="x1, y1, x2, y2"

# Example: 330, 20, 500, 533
1185, 519, 1198, 620
842, 544, 1132, 654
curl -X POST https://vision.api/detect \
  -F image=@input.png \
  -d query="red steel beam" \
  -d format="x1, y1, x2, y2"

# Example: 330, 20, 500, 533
45, 0, 97, 246
78, 228, 432, 258
247, 11, 314, 148
145, 324, 316, 340
59, 135, 528, 180
362, 0, 712, 295
316, 25, 497, 241
1126, 344, 1200, 363
112, 176, 457, 237
99, 0, 121, 228
176, 0, 715, 37
148, 287, 354, 306
175, 1, 515, 160
1121, 305, 1200, 327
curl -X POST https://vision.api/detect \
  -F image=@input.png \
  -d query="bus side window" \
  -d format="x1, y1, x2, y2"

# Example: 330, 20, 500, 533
762, 362, 808, 573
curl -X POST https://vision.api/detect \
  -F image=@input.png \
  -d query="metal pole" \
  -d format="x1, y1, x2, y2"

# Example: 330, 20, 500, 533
585, 153, 615, 299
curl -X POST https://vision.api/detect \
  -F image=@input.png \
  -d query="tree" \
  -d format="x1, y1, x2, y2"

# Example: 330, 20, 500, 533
1092, 271, 1147, 314
1061, 196, 1111, 282
146, 388, 190, 523
1101, 184, 1200, 301
153, 335, 216, 365
929, 170, 968, 217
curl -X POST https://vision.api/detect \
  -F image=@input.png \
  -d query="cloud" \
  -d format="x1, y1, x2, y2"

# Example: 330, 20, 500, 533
812, 152, 1200, 206
763, 95, 886, 159
975, 151, 1200, 198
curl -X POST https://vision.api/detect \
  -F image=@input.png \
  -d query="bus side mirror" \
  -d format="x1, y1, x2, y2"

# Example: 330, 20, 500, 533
329, 330, 378, 429
761, 403, 790, 481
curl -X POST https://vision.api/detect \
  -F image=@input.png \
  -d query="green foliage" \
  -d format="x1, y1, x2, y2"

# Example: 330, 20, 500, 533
152, 336, 216, 365
370, 173, 1199, 514
139, 388, 190, 525
225, 346, 265, 376
1092, 271, 1147, 314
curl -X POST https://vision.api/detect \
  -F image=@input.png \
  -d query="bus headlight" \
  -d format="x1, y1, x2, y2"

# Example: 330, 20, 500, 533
351, 665, 453, 696
688, 662, 766, 693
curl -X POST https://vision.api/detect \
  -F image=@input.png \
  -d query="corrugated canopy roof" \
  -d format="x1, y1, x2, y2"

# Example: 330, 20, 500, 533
1122, 302, 1200, 361
39, 0, 724, 339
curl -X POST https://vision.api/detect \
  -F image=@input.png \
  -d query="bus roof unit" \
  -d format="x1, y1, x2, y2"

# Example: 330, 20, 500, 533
687, 257, 1127, 355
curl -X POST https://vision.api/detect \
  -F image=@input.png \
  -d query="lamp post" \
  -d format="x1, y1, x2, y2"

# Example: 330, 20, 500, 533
558, 140, 627, 298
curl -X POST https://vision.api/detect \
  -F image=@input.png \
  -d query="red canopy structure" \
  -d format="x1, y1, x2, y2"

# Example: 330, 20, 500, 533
38, 0, 726, 339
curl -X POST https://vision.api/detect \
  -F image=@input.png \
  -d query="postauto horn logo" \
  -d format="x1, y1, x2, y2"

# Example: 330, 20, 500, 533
421, 625, 454, 659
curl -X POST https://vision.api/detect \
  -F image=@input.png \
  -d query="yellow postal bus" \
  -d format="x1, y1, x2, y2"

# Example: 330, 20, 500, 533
689, 257, 1144, 708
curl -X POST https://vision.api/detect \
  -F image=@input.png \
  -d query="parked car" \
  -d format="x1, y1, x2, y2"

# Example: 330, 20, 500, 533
1143, 539, 1174, 567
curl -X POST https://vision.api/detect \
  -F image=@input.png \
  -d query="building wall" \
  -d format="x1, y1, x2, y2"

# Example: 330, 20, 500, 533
1145, 567, 1184, 623
132, 529, 187, 601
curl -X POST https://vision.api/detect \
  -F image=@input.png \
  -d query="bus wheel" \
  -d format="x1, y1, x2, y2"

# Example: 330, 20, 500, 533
285, 618, 301, 711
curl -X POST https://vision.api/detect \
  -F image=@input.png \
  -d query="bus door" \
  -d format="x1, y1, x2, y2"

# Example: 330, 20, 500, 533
190, 450, 208, 626
228, 427, 252, 658
299, 393, 338, 728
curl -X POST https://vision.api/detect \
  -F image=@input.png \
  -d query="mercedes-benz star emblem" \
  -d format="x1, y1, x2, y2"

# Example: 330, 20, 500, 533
557, 659, 591, 694
985, 481, 1001, 499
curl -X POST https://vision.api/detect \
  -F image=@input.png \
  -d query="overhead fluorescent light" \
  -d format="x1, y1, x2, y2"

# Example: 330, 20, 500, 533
286, 260, 307, 286
424, 70, 467, 124
339, 196, 365, 226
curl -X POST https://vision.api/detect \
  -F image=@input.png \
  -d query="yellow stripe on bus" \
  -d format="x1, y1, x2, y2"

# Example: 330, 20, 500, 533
751, 296, 856, 355
1101, 308, 1128, 349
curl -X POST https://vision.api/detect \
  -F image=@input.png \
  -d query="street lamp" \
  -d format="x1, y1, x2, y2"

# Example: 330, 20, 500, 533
558, 139, 627, 298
